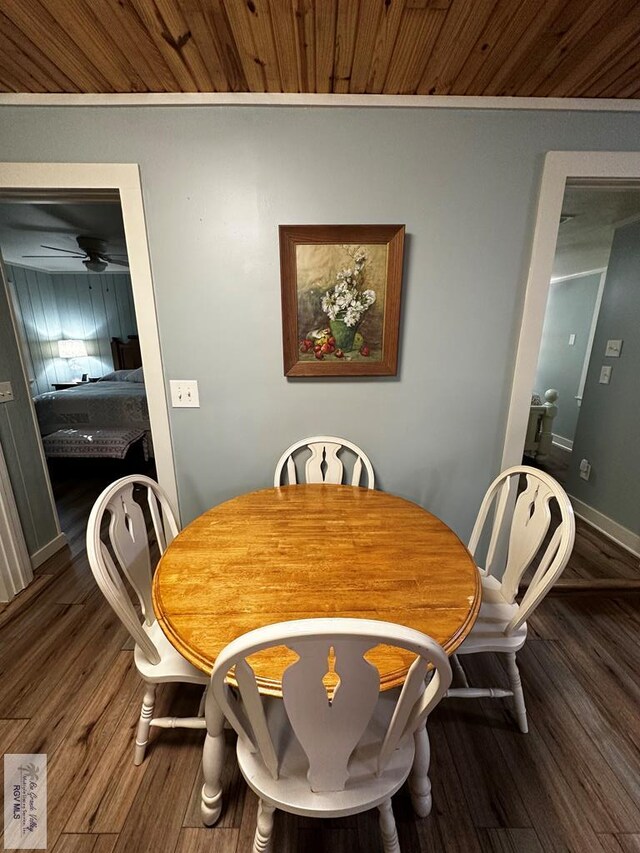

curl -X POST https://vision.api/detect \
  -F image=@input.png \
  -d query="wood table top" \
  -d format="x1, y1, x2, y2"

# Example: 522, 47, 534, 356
152, 485, 481, 695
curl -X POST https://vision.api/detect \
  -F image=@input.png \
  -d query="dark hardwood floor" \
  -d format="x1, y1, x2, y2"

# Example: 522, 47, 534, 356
524, 446, 639, 588
2, 473, 640, 852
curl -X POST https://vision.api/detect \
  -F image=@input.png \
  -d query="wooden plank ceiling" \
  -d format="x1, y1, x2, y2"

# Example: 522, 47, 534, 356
1, 0, 640, 98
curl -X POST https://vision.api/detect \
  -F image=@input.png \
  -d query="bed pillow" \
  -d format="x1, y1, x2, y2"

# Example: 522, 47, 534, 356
125, 367, 144, 383
98, 369, 132, 382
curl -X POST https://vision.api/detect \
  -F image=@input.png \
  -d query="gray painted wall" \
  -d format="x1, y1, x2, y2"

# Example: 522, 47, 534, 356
2, 106, 640, 543
567, 221, 640, 535
6, 264, 137, 396
0, 274, 59, 555
534, 272, 601, 443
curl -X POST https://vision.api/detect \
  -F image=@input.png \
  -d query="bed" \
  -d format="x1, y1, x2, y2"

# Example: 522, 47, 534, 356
33, 337, 153, 459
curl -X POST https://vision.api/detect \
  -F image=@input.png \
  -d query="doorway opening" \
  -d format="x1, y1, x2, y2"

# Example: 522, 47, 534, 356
503, 153, 640, 585
0, 164, 176, 601
0, 194, 156, 545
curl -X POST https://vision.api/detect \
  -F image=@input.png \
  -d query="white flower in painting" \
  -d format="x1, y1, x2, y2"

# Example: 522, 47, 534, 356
320, 248, 376, 328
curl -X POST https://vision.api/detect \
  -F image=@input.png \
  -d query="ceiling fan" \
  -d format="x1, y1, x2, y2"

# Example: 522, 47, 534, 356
22, 235, 129, 273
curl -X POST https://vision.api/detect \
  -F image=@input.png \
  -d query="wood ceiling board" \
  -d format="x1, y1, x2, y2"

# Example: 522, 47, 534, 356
514, 0, 614, 98
0, 21, 57, 92
97, 0, 184, 92
416, 0, 499, 95
1, 0, 640, 97
538, 3, 640, 98
3, 0, 112, 91
584, 41, 640, 98
223, 0, 270, 92
270, 0, 303, 92
128, 0, 202, 91
0, 9, 79, 92
314, 0, 338, 94
381, 6, 447, 94
363, 0, 406, 93
349, 0, 384, 93
448, 0, 524, 95
174, 0, 229, 92
45, 0, 151, 93
475, 0, 568, 96
333, 0, 360, 94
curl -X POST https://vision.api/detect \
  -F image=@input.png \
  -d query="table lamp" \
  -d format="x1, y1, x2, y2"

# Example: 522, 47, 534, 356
58, 339, 88, 380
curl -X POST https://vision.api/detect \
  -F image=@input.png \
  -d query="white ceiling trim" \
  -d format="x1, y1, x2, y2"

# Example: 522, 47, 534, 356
1, 93, 640, 112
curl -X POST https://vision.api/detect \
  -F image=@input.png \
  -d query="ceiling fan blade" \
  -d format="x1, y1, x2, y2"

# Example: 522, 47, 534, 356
22, 254, 82, 258
39, 244, 86, 256
102, 256, 129, 267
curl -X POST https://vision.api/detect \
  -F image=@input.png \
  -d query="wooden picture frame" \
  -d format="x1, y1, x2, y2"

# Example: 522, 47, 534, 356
279, 224, 405, 376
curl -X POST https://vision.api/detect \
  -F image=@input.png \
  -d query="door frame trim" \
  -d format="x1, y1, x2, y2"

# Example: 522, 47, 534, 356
0, 162, 178, 528
501, 151, 640, 470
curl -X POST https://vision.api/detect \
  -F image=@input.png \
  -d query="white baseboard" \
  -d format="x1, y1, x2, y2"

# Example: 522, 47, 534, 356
568, 496, 640, 558
30, 532, 67, 569
552, 434, 574, 451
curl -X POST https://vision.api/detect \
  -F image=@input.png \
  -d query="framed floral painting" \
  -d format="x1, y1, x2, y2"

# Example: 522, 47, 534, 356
279, 224, 405, 376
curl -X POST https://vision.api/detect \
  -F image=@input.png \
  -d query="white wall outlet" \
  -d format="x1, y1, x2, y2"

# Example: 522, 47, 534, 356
599, 365, 612, 384
605, 339, 622, 357
579, 459, 591, 481
568, 333, 576, 346
170, 379, 200, 408
0, 381, 14, 403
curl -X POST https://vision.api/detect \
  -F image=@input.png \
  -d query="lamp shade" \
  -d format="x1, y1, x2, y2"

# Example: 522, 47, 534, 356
58, 339, 87, 359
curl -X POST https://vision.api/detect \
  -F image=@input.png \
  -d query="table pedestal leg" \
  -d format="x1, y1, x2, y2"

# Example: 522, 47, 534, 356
201, 700, 225, 826
409, 722, 432, 818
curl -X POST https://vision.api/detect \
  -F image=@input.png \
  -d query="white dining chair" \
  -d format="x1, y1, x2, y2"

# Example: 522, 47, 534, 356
86, 474, 208, 764
274, 435, 375, 488
449, 465, 575, 733
205, 617, 452, 853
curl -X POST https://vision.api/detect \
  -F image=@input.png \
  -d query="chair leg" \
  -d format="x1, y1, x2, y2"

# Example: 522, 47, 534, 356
197, 686, 207, 717
253, 799, 275, 853
378, 798, 401, 853
134, 683, 157, 765
506, 652, 528, 734
451, 654, 469, 687
408, 721, 432, 817
201, 698, 226, 826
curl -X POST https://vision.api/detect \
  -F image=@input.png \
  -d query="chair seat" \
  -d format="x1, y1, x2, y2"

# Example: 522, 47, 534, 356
236, 688, 415, 819
134, 620, 209, 685
456, 575, 527, 655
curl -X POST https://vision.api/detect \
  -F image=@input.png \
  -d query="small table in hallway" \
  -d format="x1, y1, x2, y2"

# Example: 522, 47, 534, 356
152, 484, 481, 824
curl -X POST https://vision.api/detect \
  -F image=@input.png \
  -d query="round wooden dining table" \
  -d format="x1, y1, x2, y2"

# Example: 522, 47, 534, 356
152, 484, 481, 826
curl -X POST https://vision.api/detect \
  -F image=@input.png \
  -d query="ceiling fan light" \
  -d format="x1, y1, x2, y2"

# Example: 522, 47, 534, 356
84, 258, 107, 273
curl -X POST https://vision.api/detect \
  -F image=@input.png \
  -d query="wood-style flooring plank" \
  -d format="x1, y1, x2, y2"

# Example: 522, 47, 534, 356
0, 717, 29, 755
110, 687, 204, 853
174, 827, 239, 853
480, 828, 545, 852
600, 835, 640, 853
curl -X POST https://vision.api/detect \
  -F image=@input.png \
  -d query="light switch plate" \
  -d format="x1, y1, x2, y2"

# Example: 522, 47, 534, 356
599, 365, 612, 384
170, 380, 200, 408
605, 339, 622, 357
568, 333, 576, 346
0, 381, 14, 403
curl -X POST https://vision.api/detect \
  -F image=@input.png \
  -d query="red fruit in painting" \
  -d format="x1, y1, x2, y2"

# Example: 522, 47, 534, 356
321, 343, 331, 354
334, 349, 344, 358
303, 339, 313, 348
314, 344, 322, 353
315, 350, 324, 360
360, 345, 370, 357
328, 337, 336, 346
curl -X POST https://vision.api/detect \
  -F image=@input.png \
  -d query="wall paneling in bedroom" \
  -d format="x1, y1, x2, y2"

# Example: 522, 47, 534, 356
7, 264, 137, 396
